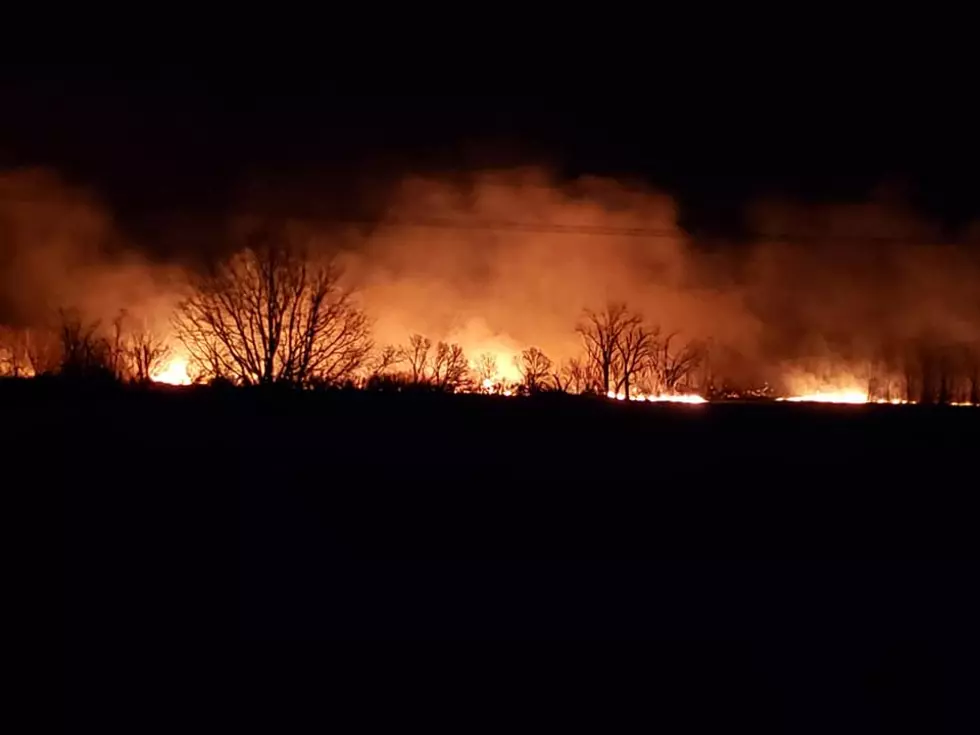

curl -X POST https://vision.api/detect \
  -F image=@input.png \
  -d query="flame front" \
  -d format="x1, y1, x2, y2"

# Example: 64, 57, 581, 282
607, 390, 707, 404
151, 355, 191, 386
778, 390, 869, 404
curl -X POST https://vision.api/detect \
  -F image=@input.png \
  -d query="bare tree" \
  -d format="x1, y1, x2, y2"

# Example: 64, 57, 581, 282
612, 321, 658, 399
551, 364, 572, 393
390, 334, 469, 391
55, 309, 120, 380
126, 329, 172, 383
475, 352, 498, 386
367, 344, 401, 377
555, 356, 597, 394
174, 237, 372, 386
517, 346, 553, 393
646, 332, 703, 394
400, 334, 432, 383
431, 341, 470, 391
577, 303, 636, 394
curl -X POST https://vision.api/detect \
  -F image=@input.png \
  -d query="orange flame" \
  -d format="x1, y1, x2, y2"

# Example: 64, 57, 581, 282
150, 354, 192, 386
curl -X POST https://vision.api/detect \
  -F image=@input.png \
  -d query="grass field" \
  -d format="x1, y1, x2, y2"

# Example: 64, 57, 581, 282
30, 380, 974, 727
25, 381, 974, 563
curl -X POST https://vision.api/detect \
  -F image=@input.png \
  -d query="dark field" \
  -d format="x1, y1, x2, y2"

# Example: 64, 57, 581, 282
24, 381, 975, 726
32, 382, 976, 552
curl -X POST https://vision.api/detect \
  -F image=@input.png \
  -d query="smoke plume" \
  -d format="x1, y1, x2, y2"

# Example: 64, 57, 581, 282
1, 164, 978, 392
0, 167, 184, 335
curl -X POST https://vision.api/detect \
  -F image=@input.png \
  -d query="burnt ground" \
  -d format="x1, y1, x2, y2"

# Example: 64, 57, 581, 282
11, 380, 976, 730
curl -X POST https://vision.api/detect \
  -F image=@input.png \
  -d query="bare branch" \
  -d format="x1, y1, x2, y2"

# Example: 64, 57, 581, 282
431, 341, 470, 392
642, 331, 704, 394
475, 353, 498, 387
173, 236, 372, 386
517, 346, 553, 393
125, 329, 172, 383
576, 302, 634, 394
53, 309, 122, 381
613, 321, 658, 399
366, 344, 401, 379
555, 356, 598, 394
399, 334, 432, 383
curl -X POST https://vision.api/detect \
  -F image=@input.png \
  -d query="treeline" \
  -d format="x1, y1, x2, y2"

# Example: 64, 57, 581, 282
1, 234, 979, 404
867, 340, 980, 405
0, 236, 709, 396
0, 309, 172, 383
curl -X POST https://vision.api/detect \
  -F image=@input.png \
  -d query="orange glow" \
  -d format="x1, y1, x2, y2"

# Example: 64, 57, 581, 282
644, 393, 708, 404
151, 354, 191, 386
607, 390, 707, 404
778, 390, 869, 404
3, 167, 980, 406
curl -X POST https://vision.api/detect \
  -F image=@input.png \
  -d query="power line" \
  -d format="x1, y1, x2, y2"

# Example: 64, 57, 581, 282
342, 216, 969, 246
349, 217, 682, 239
0, 192, 977, 247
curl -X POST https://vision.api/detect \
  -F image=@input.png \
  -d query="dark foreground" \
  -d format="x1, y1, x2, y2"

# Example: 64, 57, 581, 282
18, 382, 977, 729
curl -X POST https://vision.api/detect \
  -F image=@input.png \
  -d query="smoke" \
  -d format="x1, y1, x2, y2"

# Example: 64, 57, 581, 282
0, 167, 184, 335
1, 163, 978, 391
340, 167, 980, 388
342, 167, 761, 380
741, 196, 980, 389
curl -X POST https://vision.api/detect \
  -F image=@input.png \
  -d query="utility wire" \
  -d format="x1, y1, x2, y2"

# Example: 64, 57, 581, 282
0, 193, 975, 246
342, 216, 963, 246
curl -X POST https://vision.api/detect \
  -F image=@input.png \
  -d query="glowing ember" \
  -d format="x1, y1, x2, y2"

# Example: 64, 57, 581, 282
151, 355, 191, 386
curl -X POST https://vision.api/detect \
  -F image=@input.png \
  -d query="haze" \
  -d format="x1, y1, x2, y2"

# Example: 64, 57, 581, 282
2, 165, 978, 392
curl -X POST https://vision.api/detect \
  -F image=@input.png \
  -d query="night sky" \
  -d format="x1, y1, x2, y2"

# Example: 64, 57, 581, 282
2, 61, 978, 238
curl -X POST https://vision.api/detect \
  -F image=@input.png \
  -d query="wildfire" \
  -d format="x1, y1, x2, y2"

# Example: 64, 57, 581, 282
607, 390, 707, 404
150, 355, 192, 386
776, 389, 917, 404
777, 390, 869, 404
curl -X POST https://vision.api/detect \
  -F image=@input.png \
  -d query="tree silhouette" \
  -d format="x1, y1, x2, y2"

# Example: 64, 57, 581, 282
475, 352, 498, 386
431, 341, 470, 391
54, 309, 121, 381
174, 236, 371, 386
517, 346, 553, 393
647, 332, 703, 394
126, 329, 172, 383
392, 334, 470, 391
612, 320, 657, 398
554, 356, 597, 394
577, 303, 636, 395
400, 334, 432, 383
365, 345, 400, 379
